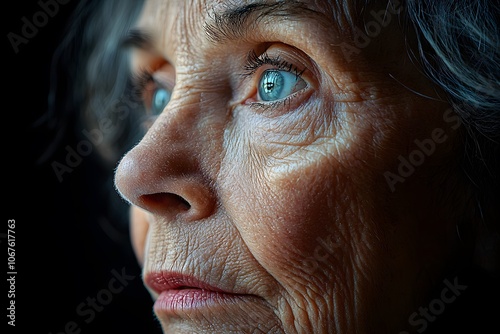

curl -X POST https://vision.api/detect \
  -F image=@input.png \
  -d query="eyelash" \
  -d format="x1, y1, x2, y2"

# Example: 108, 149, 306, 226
131, 70, 165, 117
243, 50, 305, 78
131, 70, 155, 96
243, 50, 306, 111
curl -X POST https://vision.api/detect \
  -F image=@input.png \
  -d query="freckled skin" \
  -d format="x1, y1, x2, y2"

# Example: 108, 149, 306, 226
115, 0, 466, 333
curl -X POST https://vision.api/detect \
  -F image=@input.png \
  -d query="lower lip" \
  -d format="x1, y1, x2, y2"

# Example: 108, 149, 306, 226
154, 289, 244, 314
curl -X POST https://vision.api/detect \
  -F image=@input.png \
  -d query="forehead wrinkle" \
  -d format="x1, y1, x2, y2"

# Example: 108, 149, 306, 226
204, 0, 360, 44
140, 0, 212, 66
204, 0, 330, 43
138, 0, 361, 67
177, 1, 209, 60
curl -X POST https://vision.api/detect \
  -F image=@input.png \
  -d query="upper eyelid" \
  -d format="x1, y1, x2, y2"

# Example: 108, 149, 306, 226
132, 48, 310, 98
131, 70, 174, 100
151, 71, 175, 90
242, 50, 305, 78
131, 57, 175, 85
131, 70, 153, 89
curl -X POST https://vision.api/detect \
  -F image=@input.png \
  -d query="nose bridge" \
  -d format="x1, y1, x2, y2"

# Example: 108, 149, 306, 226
142, 87, 203, 170
114, 89, 217, 221
147, 93, 200, 154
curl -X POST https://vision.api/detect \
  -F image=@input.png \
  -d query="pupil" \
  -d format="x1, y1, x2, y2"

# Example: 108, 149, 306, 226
259, 70, 284, 101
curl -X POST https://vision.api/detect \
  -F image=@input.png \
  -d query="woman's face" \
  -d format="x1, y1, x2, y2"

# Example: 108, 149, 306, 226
115, 0, 464, 332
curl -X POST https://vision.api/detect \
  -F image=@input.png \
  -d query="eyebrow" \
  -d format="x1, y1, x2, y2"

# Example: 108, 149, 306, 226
204, 0, 324, 43
121, 28, 154, 50
121, 0, 326, 50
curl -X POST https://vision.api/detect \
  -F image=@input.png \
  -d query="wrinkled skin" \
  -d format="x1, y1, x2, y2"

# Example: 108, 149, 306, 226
114, 0, 467, 333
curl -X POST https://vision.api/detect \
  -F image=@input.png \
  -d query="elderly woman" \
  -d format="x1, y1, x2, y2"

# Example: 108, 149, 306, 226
60, 0, 499, 333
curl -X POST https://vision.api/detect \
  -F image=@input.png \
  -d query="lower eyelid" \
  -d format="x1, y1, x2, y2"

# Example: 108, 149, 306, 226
248, 84, 314, 115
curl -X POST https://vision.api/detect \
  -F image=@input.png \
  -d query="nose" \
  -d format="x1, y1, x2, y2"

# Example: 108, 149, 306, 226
114, 102, 216, 222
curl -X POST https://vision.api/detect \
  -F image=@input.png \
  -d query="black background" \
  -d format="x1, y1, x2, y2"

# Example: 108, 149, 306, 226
4, 1, 162, 333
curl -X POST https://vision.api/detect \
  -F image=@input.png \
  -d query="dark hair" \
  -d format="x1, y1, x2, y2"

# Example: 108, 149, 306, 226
47, 0, 146, 169
406, 0, 500, 273
406, 0, 499, 137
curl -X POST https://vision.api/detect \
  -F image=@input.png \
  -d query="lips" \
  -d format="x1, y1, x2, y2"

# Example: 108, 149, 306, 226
145, 271, 248, 314
145, 272, 229, 294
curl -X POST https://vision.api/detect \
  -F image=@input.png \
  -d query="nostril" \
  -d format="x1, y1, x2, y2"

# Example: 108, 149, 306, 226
139, 193, 191, 214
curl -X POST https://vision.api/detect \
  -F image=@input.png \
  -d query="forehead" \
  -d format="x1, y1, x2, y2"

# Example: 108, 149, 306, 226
139, 0, 334, 22
135, 0, 355, 58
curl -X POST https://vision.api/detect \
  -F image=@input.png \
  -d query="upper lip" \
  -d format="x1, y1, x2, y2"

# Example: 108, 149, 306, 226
145, 271, 232, 296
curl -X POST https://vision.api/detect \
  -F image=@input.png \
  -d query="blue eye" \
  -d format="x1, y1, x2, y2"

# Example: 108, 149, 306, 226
258, 70, 306, 102
151, 87, 171, 115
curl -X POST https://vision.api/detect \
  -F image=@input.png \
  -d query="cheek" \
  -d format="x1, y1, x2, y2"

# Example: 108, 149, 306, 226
220, 139, 387, 318
257, 162, 361, 269
220, 102, 382, 290
219, 92, 454, 299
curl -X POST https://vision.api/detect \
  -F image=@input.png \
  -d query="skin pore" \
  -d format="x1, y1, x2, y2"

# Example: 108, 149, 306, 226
114, 0, 466, 333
